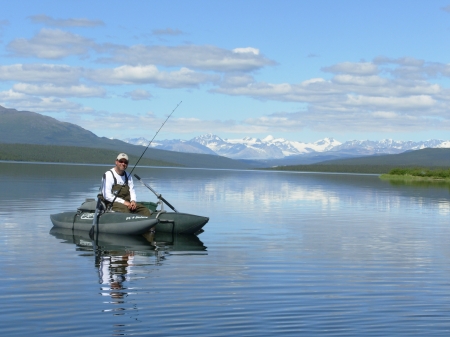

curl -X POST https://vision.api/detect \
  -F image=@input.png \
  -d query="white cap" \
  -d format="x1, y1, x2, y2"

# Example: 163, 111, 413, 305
116, 153, 128, 161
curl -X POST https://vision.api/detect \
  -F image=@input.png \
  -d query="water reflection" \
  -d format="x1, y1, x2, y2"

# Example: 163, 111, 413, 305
49, 228, 207, 258
5, 162, 450, 336
49, 228, 207, 308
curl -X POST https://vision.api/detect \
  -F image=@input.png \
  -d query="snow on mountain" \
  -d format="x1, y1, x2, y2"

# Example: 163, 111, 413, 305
122, 137, 151, 147
333, 139, 446, 154
122, 134, 450, 160
436, 141, 450, 148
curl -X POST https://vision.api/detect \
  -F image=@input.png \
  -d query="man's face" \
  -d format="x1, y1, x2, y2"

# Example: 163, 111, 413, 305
116, 158, 129, 170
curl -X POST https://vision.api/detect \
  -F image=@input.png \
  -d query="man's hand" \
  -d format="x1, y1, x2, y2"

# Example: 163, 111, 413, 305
125, 200, 137, 210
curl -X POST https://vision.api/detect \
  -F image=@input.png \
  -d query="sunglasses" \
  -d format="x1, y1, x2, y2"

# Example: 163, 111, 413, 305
118, 159, 129, 164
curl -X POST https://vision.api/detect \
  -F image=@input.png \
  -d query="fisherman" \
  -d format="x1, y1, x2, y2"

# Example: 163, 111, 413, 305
101, 153, 152, 216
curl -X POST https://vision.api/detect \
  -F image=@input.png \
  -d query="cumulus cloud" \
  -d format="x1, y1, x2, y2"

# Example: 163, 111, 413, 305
124, 89, 153, 100
243, 108, 450, 134
87, 113, 269, 137
28, 15, 104, 27
322, 62, 379, 75
102, 44, 276, 72
88, 65, 219, 88
0, 89, 30, 101
7, 28, 94, 59
212, 58, 450, 133
12, 83, 106, 97
0, 92, 90, 113
0, 64, 82, 85
233, 47, 260, 55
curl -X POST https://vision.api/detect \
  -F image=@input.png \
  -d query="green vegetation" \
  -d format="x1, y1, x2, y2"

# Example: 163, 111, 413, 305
0, 143, 182, 167
380, 167, 450, 182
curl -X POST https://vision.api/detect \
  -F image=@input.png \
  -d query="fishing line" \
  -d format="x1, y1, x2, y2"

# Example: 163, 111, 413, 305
128, 101, 182, 175
90, 101, 182, 237
111, 101, 182, 201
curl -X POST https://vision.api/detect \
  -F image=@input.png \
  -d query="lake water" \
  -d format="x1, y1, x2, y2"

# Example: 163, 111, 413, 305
2, 162, 450, 336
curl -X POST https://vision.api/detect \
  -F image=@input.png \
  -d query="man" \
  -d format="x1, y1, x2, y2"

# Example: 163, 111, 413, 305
101, 153, 152, 216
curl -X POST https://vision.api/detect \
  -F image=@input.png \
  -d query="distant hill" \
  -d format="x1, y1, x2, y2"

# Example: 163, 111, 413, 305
0, 143, 180, 167
3, 105, 448, 173
317, 148, 450, 167
271, 148, 450, 174
0, 105, 252, 169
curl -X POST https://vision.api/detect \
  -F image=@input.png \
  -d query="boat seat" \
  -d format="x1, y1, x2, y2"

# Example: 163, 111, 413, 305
77, 198, 106, 212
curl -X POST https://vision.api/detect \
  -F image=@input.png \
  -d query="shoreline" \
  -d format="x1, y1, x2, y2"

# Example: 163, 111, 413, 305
380, 174, 450, 183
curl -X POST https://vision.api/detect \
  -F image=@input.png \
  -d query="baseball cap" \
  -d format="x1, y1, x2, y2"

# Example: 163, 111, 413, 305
116, 153, 129, 161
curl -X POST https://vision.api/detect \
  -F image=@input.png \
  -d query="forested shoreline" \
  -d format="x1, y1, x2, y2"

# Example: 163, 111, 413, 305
0, 143, 181, 167
380, 167, 450, 182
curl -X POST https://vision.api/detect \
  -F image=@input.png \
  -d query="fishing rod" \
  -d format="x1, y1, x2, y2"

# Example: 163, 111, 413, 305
90, 101, 182, 237
133, 173, 178, 212
128, 101, 182, 176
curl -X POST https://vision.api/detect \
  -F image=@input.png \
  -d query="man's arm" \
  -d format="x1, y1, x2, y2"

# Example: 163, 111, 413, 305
128, 175, 137, 202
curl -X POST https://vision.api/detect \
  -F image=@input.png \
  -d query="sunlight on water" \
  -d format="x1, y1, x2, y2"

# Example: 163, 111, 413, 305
1, 163, 450, 336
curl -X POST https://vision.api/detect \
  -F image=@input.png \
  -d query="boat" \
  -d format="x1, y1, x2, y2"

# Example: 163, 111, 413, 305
128, 174, 209, 234
50, 174, 209, 235
50, 199, 159, 235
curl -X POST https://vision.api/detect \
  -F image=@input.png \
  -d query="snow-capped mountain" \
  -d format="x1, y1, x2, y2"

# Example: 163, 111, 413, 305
122, 134, 450, 161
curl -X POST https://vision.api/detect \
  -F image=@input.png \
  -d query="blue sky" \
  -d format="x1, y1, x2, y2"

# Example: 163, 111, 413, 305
1, 0, 450, 142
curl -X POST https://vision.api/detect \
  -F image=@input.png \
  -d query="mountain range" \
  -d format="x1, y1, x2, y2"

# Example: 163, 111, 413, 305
2, 104, 450, 170
0, 105, 251, 169
123, 134, 450, 165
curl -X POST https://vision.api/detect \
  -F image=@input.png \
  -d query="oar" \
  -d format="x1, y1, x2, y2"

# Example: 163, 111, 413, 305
89, 197, 103, 237
134, 174, 178, 213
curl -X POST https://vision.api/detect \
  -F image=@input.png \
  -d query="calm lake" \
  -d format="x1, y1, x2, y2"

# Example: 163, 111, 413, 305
2, 162, 450, 336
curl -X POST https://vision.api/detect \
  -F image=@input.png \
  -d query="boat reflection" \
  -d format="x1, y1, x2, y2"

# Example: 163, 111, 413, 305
49, 227, 208, 257
49, 228, 207, 302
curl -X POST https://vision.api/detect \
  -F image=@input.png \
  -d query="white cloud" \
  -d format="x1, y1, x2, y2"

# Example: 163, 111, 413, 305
345, 94, 436, 110
212, 57, 450, 133
103, 44, 276, 72
124, 89, 153, 100
89, 65, 219, 88
244, 108, 450, 134
12, 83, 106, 97
28, 15, 104, 27
0, 93, 90, 113
332, 74, 388, 86
87, 113, 272, 136
322, 62, 379, 75
0, 64, 82, 85
7, 28, 94, 59
0, 89, 30, 101
233, 47, 260, 55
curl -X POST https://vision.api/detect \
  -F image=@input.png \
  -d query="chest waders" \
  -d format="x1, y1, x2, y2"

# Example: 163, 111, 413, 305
99, 170, 152, 216
101, 170, 131, 208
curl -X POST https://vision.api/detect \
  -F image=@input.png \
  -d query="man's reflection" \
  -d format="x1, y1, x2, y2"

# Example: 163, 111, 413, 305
97, 250, 134, 302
